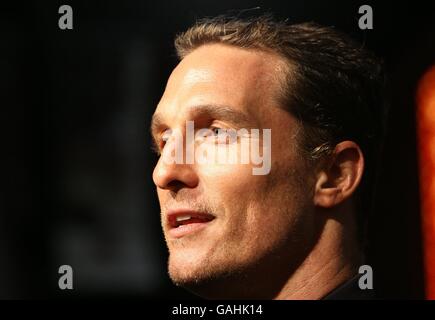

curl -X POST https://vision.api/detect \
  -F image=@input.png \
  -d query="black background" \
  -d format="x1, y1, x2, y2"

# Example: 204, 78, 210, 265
1, 0, 434, 299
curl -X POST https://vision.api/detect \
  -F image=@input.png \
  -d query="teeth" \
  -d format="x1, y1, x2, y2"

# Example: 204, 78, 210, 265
176, 215, 191, 222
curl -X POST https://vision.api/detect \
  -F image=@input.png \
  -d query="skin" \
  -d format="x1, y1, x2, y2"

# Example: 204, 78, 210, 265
151, 43, 364, 299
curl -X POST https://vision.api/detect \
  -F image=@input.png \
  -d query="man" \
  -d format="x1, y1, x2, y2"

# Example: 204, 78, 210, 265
150, 15, 386, 299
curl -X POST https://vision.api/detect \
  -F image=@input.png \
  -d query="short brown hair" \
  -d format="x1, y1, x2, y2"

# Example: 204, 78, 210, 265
174, 14, 387, 243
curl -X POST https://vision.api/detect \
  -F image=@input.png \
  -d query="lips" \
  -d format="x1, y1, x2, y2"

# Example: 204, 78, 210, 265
166, 209, 215, 238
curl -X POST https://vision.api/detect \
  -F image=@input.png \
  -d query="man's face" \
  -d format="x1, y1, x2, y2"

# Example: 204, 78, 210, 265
152, 44, 316, 292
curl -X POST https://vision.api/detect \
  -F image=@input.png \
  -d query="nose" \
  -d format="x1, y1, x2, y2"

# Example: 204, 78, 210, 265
152, 140, 199, 191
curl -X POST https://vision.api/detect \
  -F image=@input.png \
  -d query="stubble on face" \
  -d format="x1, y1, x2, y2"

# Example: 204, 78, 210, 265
153, 44, 317, 295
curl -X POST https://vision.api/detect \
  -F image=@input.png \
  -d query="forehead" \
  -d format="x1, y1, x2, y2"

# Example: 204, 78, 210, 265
155, 44, 288, 121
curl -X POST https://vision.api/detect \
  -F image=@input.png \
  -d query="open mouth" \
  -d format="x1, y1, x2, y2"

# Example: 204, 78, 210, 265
166, 210, 215, 238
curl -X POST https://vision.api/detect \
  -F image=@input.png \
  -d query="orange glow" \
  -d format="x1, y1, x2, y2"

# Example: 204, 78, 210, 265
417, 64, 435, 300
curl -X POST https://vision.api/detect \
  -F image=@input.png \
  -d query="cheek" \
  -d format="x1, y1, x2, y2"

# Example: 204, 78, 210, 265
198, 163, 280, 231
198, 162, 264, 201
198, 162, 304, 259
198, 162, 266, 225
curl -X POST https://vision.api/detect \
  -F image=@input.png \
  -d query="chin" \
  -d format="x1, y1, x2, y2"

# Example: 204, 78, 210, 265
167, 247, 261, 299
167, 250, 215, 285
165, 234, 224, 283
168, 254, 261, 299
168, 260, 230, 299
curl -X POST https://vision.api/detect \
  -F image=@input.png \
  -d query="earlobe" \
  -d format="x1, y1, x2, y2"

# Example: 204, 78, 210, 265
313, 141, 364, 208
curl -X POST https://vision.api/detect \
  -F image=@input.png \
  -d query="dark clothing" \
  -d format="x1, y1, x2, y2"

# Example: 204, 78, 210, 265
323, 274, 376, 300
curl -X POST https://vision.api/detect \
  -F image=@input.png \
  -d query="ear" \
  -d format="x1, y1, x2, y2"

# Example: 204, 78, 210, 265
314, 141, 364, 208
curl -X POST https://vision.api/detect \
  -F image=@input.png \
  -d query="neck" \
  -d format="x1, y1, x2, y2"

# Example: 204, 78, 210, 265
274, 216, 361, 299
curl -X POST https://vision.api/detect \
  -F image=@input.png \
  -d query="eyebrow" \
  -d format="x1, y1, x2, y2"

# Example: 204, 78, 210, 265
150, 104, 254, 138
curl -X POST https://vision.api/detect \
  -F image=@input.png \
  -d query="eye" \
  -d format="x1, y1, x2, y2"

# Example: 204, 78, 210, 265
161, 128, 172, 141
208, 127, 237, 144
211, 127, 222, 136
152, 129, 172, 155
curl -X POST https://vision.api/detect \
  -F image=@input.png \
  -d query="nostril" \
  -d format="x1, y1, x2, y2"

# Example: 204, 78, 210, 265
153, 158, 199, 190
166, 180, 186, 192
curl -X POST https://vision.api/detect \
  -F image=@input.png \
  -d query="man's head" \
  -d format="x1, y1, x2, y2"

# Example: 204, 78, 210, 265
151, 15, 386, 299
